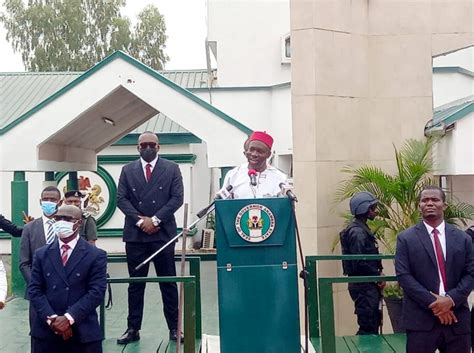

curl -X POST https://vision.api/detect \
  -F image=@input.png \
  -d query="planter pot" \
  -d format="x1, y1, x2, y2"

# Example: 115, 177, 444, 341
384, 297, 405, 333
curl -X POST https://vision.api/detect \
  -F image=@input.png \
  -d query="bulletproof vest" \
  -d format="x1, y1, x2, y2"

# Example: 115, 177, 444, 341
340, 225, 356, 276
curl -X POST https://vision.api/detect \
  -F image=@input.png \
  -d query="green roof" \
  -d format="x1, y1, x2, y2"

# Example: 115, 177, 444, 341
433, 96, 474, 126
0, 68, 216, 134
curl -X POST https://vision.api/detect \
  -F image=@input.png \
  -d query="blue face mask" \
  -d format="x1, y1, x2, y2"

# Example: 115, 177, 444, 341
41, 201, 57, 216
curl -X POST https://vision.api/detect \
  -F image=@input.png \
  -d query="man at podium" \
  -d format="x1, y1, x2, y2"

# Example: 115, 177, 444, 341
222, 131, 287, 199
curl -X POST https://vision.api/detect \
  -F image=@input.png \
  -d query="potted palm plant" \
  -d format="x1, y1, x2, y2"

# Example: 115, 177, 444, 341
335, 138, 474, 332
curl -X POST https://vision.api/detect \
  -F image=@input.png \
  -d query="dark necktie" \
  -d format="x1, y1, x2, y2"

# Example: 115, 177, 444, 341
61, 244, 71, 266
432, 228, 447, 291
145, 163, 152, 182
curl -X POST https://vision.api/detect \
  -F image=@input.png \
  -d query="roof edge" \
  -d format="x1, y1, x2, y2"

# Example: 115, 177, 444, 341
0, 51, 251, 136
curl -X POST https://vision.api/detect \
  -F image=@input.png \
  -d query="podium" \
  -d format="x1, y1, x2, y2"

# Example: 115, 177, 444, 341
215, 197, 300, 353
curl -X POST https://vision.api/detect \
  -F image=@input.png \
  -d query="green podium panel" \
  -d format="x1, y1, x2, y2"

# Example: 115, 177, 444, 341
216, 198, 300, 353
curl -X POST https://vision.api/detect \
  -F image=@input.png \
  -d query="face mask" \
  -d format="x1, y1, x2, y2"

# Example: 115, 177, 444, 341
41, 201, 57, 216
140, 148, 157, 163
53, 220, 77, 239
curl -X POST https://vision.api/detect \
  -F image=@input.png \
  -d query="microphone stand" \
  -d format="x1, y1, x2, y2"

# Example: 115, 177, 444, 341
134, 202, 217, 271
289, 192, 309, 353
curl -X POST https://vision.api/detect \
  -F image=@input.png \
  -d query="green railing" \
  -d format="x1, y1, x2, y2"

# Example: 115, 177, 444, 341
101, 255, 202, 353
306, 254, 397, 353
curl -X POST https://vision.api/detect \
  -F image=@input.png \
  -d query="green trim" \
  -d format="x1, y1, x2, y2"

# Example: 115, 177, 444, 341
98, 227, 197, 237
44, 172, 55, 182
0, 51, 252, 136
113, 133, 202, 146
98, 154, 196, 165
55, 165, 117, 228
442, 102, 474, 126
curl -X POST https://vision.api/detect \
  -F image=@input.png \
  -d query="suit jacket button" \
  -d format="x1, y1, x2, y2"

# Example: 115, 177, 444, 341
66, 287, 69, 291
139, 201, 142, 205
46, 273, 50, 277
76, 273, 81, 277
159, 187, 163, 190
152, 200, 156, 203
52, 285, 56, 289
132, 188, 136, 191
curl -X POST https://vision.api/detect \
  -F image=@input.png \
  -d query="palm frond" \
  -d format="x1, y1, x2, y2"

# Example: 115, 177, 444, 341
334, 137, 474, 255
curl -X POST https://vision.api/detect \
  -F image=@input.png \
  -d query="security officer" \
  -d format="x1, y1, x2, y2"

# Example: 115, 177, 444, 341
64, 190, 98, 245
340, 191, 384, 335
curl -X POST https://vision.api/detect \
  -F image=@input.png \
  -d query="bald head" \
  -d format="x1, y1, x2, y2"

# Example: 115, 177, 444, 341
55, 205, 82, 221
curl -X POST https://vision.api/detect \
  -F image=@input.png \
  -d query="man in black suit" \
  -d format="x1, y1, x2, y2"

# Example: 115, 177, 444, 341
395, 185, 474, 353
20, 186, 62, 353
28, 205, 107, 353
116, 131, 184, 344
0, 213, 23, 237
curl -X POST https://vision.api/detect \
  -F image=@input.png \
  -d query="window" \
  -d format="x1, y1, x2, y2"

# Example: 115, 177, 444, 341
281, 34, 291, 64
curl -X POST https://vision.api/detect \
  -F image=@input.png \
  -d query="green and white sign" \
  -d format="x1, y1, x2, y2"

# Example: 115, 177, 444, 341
235, 204, 275, 243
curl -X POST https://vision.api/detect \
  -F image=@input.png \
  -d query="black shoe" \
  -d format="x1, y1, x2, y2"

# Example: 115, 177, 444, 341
117, 329, 140, 345
169, 329, 184, 342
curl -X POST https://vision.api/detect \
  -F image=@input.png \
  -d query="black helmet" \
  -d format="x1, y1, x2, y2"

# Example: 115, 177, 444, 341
349, 191, 378, 216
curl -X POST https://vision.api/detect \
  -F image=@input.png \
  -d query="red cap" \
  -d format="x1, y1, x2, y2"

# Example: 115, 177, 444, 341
248, 131, 273, 149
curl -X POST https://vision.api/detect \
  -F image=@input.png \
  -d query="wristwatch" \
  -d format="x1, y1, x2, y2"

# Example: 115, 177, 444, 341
151, 216, 160, 227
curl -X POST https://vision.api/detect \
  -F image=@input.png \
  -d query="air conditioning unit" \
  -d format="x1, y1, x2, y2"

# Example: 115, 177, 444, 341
201, 228, 215, 250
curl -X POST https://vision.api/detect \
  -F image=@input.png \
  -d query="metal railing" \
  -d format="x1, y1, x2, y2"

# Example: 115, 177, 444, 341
306, 254, 397, 353
100, 255, 202, 353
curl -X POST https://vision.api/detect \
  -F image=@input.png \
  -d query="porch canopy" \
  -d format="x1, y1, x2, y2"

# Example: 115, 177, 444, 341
0, 51, 251, 172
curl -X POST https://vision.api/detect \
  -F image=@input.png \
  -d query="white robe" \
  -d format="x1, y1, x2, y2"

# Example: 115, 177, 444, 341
222, 163, 288, 199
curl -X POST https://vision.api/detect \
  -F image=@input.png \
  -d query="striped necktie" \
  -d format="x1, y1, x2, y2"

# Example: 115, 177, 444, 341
61, 244, 71, 266
46, 219, 55, 244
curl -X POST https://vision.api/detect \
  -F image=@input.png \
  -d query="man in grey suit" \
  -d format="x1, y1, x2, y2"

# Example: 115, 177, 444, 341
116, 131, 184, 344
20, 186, 62, 352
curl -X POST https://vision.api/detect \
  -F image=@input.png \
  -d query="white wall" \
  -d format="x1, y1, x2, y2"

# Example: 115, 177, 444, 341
433, 72, 474, 107
434, 112, 474, 175
0, 142, 211, 254
434, 47, 474, 71
207, 0, 291, 87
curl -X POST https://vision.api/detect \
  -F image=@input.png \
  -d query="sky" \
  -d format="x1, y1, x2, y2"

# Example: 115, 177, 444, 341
0, 0, 208, 72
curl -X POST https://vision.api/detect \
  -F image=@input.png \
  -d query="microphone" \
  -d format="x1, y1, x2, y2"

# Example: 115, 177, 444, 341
279, 182, 298, 202
215, 184, 233, 200
248, 169, 258, 187
196, 185, 233, 218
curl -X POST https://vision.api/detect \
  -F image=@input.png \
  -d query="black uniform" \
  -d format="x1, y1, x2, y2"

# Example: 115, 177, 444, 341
79, 215, 98, 242
340, 218, 383, 335
0, 214, 22, 237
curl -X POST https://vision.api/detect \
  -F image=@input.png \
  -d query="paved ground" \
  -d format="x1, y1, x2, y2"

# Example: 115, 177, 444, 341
0, 257, 218, 353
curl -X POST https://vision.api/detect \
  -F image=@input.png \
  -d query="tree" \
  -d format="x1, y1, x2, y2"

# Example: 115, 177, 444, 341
0, 0, 169, 71
336, 138, 474, 254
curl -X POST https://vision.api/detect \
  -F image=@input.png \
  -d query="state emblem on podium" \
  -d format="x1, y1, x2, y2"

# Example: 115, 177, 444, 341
234, 203, 276, 243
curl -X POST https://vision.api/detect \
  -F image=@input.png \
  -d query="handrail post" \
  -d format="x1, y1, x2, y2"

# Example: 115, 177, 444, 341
184, 280, 196, 353
319, 279, 336, 353
188, 257, 202, 340
307, 257, 319, 339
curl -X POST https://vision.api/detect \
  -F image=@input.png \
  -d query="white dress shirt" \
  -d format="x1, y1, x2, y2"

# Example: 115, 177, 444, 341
140, 156, 158, 177
423, 221, 447, 295
222, 163, 288, 199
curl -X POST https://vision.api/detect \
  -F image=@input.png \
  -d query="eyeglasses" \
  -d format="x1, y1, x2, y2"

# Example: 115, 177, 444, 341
53, 215, 78, 222
139, 142, 158, 149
